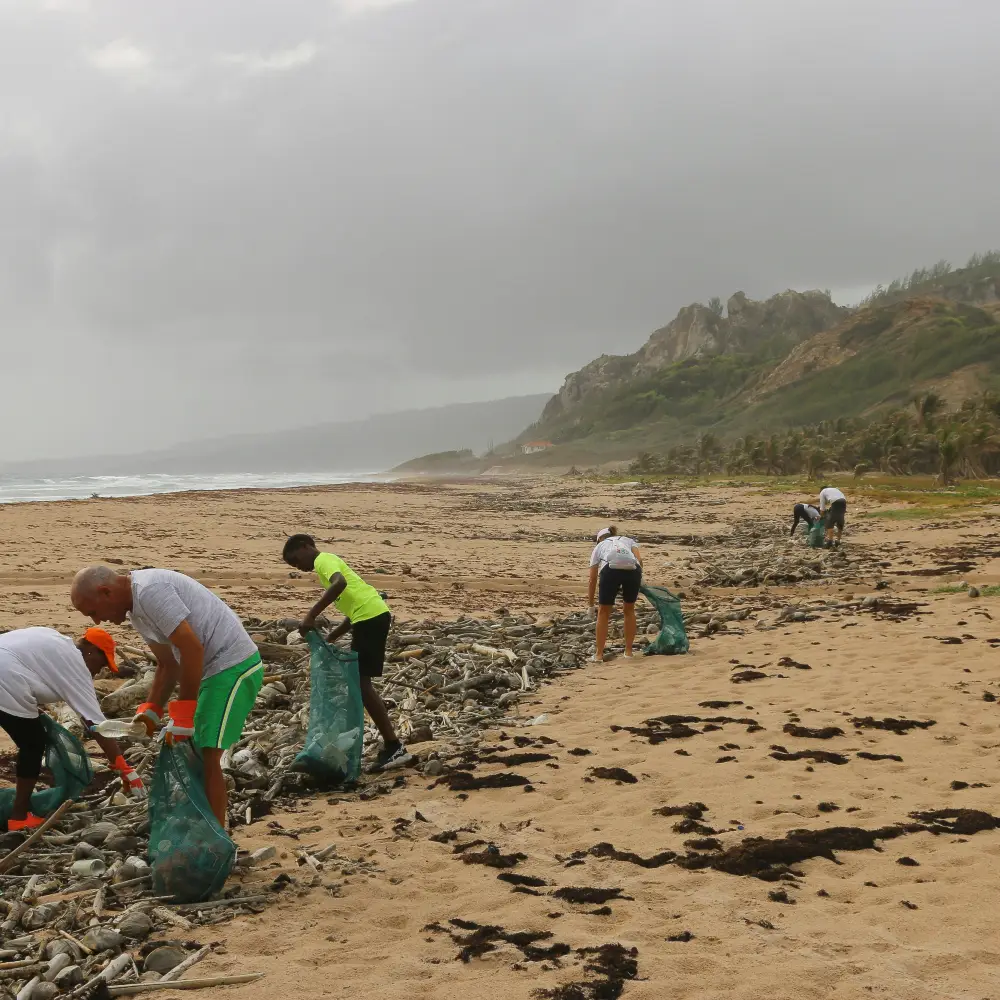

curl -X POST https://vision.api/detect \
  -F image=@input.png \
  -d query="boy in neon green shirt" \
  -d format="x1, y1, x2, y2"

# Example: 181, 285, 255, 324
282, 534, 414, 773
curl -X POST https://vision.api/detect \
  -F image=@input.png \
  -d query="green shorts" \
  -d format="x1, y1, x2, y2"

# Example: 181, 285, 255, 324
194, 653, 264, 750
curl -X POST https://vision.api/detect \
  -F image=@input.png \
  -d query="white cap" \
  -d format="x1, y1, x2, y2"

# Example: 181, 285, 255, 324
595, 527, 612, 542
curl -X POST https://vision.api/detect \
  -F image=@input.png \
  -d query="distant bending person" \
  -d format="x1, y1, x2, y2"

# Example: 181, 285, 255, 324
71, 566, 263, 828
819, 486, 848, 546
588, 526, 643, 662
0, 626, 144, 831
790, 502, 821, 536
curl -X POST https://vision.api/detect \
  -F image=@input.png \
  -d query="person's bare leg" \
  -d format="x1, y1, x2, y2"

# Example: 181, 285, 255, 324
201, 748, 227, 828
596, 605, 612, 660
623, 603, 637, 656
360, 676, 398, 745
12, 776, 37, 821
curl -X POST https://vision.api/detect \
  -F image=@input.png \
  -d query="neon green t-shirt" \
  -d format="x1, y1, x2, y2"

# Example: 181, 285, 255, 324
313, 553, 390, 625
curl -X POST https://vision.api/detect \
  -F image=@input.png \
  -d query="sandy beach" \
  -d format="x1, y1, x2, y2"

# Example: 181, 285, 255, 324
2, 476, 999, 999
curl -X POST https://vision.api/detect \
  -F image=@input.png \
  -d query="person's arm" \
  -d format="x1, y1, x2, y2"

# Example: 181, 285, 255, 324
146, 641, 182, 712
818, 491, 828, 513
91, 732, 122, 764
588, 564, 599, 608
631, 544, 643, 567
167, 621, 204, 702
302, 573, 347, 632
80, 724, 145, 796
791, 507, 801, 535
327, 617, 353, 643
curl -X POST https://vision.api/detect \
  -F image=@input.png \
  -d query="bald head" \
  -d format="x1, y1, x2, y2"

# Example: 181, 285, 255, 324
71, 565, 133, 625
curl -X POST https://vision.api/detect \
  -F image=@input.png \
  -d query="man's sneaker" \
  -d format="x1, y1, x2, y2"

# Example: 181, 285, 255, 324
367, 743, 415, 774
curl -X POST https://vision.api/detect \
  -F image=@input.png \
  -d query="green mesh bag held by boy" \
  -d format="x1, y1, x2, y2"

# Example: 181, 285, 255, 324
808, 516, 827, 548
0, 715, 93, 829
640, 584, 690, 655
149, 742, 235, 903
290, 632, 364, 784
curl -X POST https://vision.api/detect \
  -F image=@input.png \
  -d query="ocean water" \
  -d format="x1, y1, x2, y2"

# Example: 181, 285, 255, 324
0, 471, 382, 504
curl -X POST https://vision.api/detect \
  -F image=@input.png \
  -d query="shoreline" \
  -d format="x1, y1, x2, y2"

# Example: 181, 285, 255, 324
0, 470, 392, 505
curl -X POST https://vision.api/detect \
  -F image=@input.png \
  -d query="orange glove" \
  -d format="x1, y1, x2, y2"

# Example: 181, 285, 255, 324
112, 755, 147, 799
133, 702, 164, 738
164, 700, 197, 745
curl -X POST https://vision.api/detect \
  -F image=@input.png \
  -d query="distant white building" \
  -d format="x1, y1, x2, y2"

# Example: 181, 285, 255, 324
521, 440, 554, 455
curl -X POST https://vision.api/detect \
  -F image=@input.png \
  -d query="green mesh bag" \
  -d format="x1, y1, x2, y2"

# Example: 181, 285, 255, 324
291, 633, 364, 784
808, 516, 827, 548
0, 715, 94, 828
640, 584, 690, 656
148, 742, 235, 903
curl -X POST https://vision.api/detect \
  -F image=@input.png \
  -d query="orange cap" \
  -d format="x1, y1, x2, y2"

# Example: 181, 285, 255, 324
82, 627, 118, 673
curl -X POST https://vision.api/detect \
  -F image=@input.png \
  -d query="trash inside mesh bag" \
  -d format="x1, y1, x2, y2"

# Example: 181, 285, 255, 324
149, 742, 235, 903
290, 632, 364, 784
808, 516, 827, 548
640, 584, 690, 656
0, 715, 94, 828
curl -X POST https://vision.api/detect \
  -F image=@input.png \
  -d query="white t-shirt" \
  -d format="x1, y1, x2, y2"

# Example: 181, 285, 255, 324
590, 536, 640, 573
819, 487, 847, 512
0, 627, 106, 723
129, 569, 258, 681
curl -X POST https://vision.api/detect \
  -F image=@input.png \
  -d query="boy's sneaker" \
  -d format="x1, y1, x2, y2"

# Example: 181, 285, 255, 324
368, 742, 415, 774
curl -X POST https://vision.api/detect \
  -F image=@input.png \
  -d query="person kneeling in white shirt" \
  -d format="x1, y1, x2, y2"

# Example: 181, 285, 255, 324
0, 626, 144, 832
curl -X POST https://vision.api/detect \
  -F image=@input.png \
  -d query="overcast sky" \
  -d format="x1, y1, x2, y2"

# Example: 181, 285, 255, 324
2, 0, 998, 459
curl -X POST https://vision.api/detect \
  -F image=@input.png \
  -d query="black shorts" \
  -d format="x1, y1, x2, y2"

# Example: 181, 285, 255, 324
351, 612, 392, 678
0, 710, 46, 779
598, 567, 642, 606
828, 499, 847, 531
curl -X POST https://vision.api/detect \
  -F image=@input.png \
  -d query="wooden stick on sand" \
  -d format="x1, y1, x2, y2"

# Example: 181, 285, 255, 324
107, 973, 264, 995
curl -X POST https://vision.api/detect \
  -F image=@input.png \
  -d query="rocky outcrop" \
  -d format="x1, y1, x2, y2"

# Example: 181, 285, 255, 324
542, 289, 848, 422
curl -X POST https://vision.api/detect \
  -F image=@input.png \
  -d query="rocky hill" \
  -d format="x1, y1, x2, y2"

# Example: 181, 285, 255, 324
542, 289, 847, 426
523, 255, 1000, 462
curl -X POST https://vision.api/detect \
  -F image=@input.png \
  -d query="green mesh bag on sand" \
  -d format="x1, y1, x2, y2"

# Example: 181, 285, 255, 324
0, 715, 94, 828
640, 584, 690, 656
149, 742, 235, 903
290, 632, 364, 784
808, 517, 827, 548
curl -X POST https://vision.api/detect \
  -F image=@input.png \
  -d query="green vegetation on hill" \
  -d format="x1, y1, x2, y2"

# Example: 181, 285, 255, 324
391, 449, 483, 474
749, 300, 1000, 429
858, 250, 1000, 308
629, 391, 1000, 484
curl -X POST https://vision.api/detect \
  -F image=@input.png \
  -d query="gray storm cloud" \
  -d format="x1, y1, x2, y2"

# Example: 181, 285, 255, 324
1, 0, 998, 458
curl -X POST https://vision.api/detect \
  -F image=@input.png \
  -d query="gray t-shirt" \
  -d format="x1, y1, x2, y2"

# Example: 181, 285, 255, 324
129, 569, 258, 680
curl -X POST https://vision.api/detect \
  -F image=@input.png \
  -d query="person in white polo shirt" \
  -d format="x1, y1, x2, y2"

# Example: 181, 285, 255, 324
587, 526, 643, 662
0, 626, 144, 831
819, 486, 848, 546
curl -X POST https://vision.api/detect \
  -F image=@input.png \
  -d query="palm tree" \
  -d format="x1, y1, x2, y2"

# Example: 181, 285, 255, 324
806, 449, 828, 479
913, 392, 944, 430
937, 428, 962, 485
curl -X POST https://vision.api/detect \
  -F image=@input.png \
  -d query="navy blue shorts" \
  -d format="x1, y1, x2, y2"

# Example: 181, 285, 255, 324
598, 567, 642, 606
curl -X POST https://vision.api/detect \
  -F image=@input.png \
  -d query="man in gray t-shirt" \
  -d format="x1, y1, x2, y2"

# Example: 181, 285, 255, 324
128, 570, 258, 681
71, 566, 263, 827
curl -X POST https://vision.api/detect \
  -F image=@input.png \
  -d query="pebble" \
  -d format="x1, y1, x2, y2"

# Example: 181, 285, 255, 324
82, 927, 124, 953
80, 822, 121, 847
52, 967, 84, 990
117, 911, 153, 940
144, 946, 188, 974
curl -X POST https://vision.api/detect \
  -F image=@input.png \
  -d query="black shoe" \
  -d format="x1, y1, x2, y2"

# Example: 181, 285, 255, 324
367, 743, 415, 774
